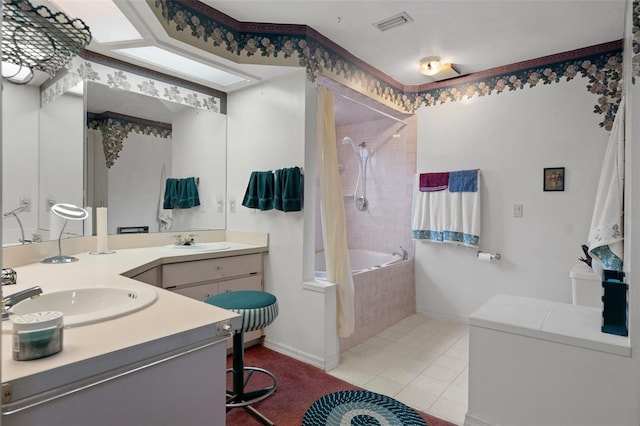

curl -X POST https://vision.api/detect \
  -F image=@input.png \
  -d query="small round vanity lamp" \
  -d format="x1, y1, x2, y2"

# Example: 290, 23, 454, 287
42, 203, 89, 264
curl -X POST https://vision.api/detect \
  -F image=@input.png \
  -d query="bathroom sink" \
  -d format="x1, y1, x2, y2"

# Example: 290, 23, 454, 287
165, 242, 231, 252
3, 286, 157, 333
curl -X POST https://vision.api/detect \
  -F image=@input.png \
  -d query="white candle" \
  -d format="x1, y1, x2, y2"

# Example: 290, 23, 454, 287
96, 207, 108, 253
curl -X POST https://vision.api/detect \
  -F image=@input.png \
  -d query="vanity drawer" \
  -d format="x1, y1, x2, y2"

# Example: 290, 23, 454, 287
171, 282, 219, 301
162, 254, 262, 288
218, 275, 262, 293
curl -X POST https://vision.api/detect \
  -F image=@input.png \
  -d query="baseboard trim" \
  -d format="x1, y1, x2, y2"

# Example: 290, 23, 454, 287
263, 339, 328, 370
464, 412, 498, 426
416, 307, 469, 324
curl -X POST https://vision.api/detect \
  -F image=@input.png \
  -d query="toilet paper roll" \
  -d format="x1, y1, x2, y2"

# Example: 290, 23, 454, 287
478, 252, 493, 262
96, 207, 108, 253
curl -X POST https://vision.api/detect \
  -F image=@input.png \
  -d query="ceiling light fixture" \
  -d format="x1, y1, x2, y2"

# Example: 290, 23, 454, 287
419, 57, 442, 76
373, 12, 413, 32
419, 57, 461, 79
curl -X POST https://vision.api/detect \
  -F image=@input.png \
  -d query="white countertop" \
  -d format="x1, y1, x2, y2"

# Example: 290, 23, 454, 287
1, 237, 268, 405
470, 295, 631, 357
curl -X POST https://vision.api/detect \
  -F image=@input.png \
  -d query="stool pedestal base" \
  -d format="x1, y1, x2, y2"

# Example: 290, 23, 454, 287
226, 331, 277, 425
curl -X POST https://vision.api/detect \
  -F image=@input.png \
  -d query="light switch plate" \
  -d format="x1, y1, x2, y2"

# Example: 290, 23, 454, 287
513, 204, 523, 218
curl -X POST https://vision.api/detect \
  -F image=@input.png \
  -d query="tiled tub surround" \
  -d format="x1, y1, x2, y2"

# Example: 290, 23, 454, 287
339, 259, 415, 352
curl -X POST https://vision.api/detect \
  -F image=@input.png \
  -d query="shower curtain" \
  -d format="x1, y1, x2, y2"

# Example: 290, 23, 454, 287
588, 97, 624, 273
317, 87, 355, 338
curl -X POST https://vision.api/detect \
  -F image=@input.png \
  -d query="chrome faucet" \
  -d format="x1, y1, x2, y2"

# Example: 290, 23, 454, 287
1, 286, 42, 320
174, 234, 197, 246
3, 202, 31, 245
393, 246, 408, 260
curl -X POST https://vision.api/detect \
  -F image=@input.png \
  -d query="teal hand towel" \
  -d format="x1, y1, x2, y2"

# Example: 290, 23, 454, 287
177, 177, 200, 208
275, 167, 303, 212
163, 178, 179, 209
274, 169, 284, 211
242, 172, 260, 209
242, 171, 274, 210
257, 171, 274, 210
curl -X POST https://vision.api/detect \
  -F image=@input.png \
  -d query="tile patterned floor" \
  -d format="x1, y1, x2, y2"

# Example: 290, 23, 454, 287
328, 315, 469, 425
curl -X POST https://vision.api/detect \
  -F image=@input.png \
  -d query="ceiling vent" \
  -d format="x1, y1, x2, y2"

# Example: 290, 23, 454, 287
373, 12, 414, 32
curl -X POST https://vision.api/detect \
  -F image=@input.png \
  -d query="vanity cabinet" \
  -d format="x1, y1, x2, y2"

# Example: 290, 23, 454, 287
130, 265, 160, 286
161, 253, 264, 347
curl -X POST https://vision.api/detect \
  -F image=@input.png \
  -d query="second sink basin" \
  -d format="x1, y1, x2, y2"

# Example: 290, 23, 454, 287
3, 286, 157, 333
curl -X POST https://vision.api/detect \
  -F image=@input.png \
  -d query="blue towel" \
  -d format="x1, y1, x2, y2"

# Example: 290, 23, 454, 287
242, 171, 274, 210
449, 169, 478, 192
274, 167, 303, 212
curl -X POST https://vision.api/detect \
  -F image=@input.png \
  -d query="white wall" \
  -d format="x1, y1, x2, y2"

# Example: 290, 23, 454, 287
416, 78, 610, 321
2, 83, 39, 245
227, 69, 337, 368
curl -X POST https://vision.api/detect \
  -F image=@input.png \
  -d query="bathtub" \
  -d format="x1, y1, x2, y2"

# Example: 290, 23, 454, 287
314, 249, 401, 280
314, 249, 415, 352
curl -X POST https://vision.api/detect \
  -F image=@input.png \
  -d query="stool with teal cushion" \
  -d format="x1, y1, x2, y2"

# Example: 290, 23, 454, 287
205, 290, 278, 426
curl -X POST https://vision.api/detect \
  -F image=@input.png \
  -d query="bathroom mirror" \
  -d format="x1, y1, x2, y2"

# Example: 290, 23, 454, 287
85, 81, 227, 234
2, 80, 85, 246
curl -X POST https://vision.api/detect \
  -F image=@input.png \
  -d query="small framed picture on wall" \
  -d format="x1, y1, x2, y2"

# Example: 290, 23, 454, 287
544, 167, 565, 192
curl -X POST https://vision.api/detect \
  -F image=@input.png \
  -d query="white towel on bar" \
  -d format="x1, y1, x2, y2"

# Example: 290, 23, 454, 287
158, 164, 173, 232
412, 171, 481, 248
588, 97, 624, 272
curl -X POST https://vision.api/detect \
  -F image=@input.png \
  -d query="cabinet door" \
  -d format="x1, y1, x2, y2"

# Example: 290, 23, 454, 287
171, 282, 218, 302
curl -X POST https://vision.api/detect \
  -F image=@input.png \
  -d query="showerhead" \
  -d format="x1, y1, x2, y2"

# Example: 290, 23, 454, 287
341, 136, 353, 145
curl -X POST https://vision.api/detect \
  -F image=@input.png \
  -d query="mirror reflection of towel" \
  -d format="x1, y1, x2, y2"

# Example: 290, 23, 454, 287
163, 177, 200, 209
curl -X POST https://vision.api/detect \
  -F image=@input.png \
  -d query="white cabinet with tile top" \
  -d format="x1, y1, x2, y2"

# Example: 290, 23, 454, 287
466, 295, 633, 426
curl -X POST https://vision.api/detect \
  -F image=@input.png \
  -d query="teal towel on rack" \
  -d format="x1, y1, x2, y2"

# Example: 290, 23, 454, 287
178, 177, 200, 208
163, 178, 179, 209
242, 171, 274, 210
274, 167, 303, 212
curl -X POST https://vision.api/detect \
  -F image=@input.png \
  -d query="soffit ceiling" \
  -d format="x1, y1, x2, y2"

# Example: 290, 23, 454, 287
54, 1, 628, 125
200, 0, 626, 86
84, 1, 626, 88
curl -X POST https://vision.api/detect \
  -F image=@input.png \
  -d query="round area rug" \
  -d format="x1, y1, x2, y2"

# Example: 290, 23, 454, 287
302, 390, 428, 426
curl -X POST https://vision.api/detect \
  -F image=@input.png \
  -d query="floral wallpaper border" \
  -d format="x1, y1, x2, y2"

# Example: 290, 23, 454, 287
87, 111, 172, 168
411, 42, 622, 131
151, 0, 622, 130
41, 52, 225, 115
